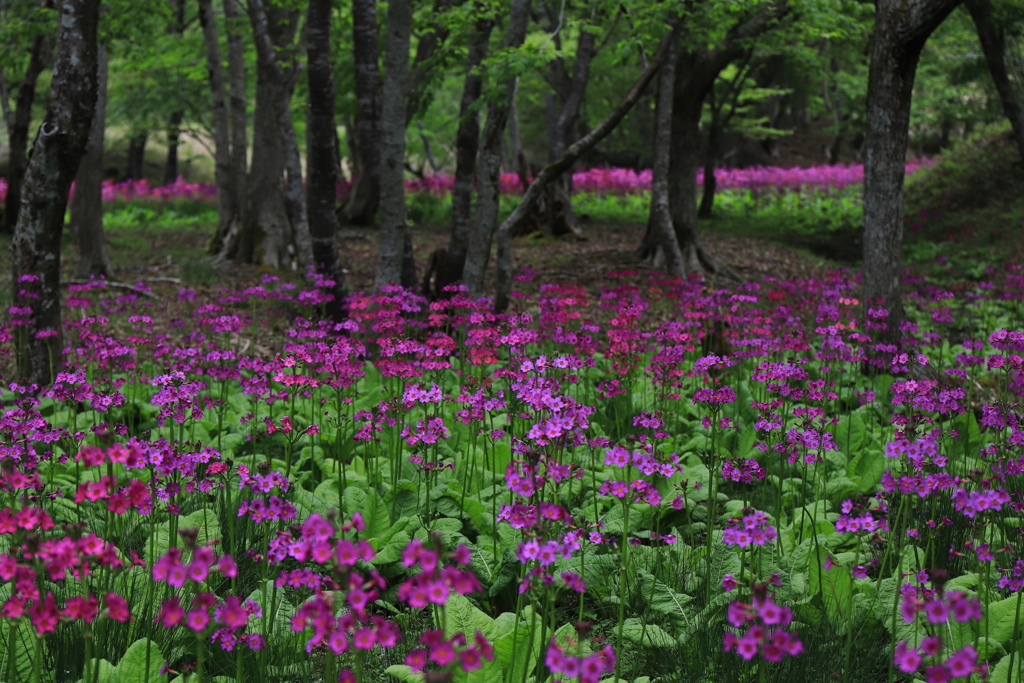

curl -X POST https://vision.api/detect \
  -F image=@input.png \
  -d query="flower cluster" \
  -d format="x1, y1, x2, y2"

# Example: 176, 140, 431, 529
724, 585, 803, 662
723, 510, 777, 548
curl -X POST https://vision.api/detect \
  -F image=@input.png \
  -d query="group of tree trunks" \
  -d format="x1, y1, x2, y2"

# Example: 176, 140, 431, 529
7, 0, 1024, 386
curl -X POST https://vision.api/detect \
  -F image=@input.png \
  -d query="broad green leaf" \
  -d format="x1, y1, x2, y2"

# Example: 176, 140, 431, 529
385, 665, 425, 683
983, 595, 1023, 647
445, 592, 498, 640
620, 618, 676, 649
989, 652, 1024, 683
111, 638, 166, 683
342, 486, 391, 539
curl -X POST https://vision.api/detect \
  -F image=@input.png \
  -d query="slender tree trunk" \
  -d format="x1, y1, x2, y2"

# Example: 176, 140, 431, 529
12, 0, 99, 387
225, 0, 248, 243
966, 0, 1024, 164
72, 43, 112, 280
375, 0, 414, 288
250, 0, 313, 269
3, 34, 52, 235
341, 0, 382, 225
307, 0, 347, 320
164, 110, 184, 184
463, 0, 532, 296
230, 6, 296, 269
492, 28, 677, 311
198, 0, 236, 254
433, 14, 495, 295
547, 25, 598, 238
698, 111, 720, 219
862, 0, 960, 342
638, 40, 686, 279
126, 133, 147, 180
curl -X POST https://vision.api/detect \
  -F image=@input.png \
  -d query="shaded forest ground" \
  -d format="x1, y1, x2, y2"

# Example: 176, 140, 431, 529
1, 126, 1022, 308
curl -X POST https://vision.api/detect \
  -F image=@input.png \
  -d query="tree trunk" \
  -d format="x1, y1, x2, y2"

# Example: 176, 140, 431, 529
431, 14, 495, 296
546, 25, 598, 238
462, 0, 532, 296
3, 34, 52, 235
125, 133, 147, 180
697, 111, 719, 219
638, 40, 687, 279
198, 0, 237, 255
862, 0, 960, 342
72, 43, 112, 280
164, 110, 184, 185
966, 0, 1024, 164
492, 28, 678, 311
229, 12, 294, 269
307, 0, 347, 320
225, 0, 248, 245
375, 0, 414, 288
249, 0, 313, 269
340, 0, 382, 226
12, 0, 99, 387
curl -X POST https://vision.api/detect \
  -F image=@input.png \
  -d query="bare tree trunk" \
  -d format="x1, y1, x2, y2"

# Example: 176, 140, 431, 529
72, 43, 112, 280
697, 112, 720, 219
375, 0, 414, 288
462, 0, 532, 296
340, 0, 381, 226
126, 133, 147, 180
198, 0, 236, 254
862, 0, 960, 342
432, 13, 494, 296
547, 25, 598, 238
3, 34, 52, 235
230, 7, 295, 269
12, 0, 99, 387
638, 40, 686, 279
249, 0, 313, 269
492, 28, 677, 311
164, 110, 184, 184
307, 0, 347, 320
225, 0, 248, 244
966, 0, 1024, 164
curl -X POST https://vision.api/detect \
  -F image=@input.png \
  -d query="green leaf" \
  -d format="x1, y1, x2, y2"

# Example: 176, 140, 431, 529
1, 618, 37, 683
342, 486, 391, 539
620, 619, 676, 649
982, 595, 1023, 646
111, 638, 167, 683
77, 660, 117, 683
989, 652, 1024, 683
445, 593, 498, 640
385, 665, 425, 683
146, 508, 221, 565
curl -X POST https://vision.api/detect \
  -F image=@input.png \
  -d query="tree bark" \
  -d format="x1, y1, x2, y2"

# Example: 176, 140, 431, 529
198, 0, 237, 254
307, 0, 348, 320
546, 24, 598, 238
126, 133, 147, 180
462, 0, 532, 296
12, 0, 99, 387
638, 39, 687, 279
862, 0, 960, 342
492, 28, 677, 311
249, 0, 313, 269
966, 0, 1024, 164
164, 110, 184, 185
375, 0, 414, 288
224, 0, 248, 248
433, 13, 494, 296
340, 0, 382, 226
3, 34, 53, 235
229, 3, 300, 269
72, 43, 112, 280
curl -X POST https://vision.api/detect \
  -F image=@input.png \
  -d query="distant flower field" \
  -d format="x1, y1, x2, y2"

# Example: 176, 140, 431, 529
0, 161, 931, 207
